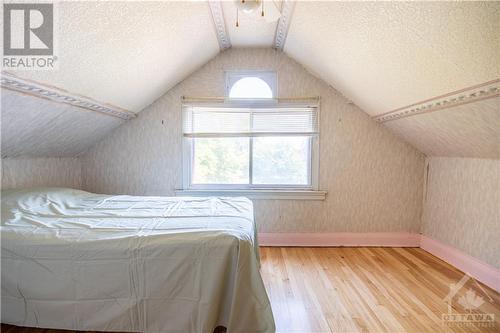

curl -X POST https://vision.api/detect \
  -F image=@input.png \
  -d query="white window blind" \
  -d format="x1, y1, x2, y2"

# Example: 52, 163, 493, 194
183, 106, 319, 137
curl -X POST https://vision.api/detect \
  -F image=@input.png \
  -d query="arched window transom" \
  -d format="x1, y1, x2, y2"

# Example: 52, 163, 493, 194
229, 77, 273, 99
225, 71, 277, 99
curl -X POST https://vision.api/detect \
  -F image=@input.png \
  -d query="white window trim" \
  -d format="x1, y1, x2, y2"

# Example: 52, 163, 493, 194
225, 70, 278, 98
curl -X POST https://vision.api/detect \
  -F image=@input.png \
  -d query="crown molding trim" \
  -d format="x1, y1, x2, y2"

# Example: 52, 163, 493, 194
1, 72, 135, 120
274, 0, 296, 50
208, 0, 231, 50
374, 79, 500, 123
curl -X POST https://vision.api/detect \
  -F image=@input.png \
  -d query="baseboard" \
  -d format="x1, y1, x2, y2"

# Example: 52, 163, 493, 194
420, 235, 500, 292
258, 232, 420, 247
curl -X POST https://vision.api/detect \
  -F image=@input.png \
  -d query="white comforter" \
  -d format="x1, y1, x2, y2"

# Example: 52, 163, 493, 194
1, 188, 275, 332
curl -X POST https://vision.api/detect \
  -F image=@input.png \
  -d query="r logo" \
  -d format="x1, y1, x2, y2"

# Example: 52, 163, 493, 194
3, 3, 53, 56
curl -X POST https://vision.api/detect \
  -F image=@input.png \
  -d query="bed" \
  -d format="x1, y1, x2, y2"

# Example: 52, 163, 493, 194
1, 188, 275, 332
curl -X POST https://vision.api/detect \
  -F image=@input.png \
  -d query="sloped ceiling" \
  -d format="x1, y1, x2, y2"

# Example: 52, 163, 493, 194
2, 1, 221, 159
383, 97, 500, 159
2, 1, 499, 159
1, 89, 124, 158
8, 1, 220, 112
284, 1, 500, 116
282, 1, 499, 159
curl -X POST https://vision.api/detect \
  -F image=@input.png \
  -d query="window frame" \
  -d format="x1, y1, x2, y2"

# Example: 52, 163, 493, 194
181, 100, 320, 192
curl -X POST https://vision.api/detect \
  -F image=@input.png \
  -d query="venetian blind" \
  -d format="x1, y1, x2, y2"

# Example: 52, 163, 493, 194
182, 106, 319, 137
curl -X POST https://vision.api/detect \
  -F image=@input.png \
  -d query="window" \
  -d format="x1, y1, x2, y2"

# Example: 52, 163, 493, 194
179, 72, 324, 200
229, 77, 273, 98
225, 71, 277, 99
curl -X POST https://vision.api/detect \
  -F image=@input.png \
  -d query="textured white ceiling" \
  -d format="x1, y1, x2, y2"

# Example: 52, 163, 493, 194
222, 0, 279, 47
384, 97, 500, 159
284, 1, 500, 116
1, 89, 124, 157
9, 1, 220, 112
11, 1, 498, 116
3, 1, 498, 160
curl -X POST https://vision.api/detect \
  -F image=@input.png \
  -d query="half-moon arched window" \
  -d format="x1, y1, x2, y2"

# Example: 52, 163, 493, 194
229, 77, 273, 98
226, 71, 276, 98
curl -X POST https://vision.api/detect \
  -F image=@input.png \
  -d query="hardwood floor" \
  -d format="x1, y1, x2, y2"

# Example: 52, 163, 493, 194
2, 247, 499, 332
260, 247, 500, 333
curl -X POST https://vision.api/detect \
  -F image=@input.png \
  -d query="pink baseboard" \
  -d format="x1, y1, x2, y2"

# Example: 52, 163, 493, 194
420, 235, 500, 292
258, 232, 420, 247
258, 232, 499, 292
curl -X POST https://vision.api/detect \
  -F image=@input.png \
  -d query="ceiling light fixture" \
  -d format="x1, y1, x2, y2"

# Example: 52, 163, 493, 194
235, 0, 281, 27
235, 0, 261, 14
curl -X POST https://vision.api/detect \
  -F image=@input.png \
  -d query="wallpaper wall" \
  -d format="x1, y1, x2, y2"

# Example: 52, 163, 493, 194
1, 157, 82, 190
421, 157, 500, 267
81, 48, 425, 233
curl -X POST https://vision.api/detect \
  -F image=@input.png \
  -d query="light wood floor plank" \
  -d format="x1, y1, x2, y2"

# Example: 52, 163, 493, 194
2, 247, 499, 333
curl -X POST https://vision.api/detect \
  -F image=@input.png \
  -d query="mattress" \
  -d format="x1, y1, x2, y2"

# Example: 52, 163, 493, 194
1, 188, 275, 332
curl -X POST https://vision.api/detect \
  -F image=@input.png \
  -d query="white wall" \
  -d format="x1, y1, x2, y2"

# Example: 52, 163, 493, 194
1, 157, 82, 190
422, 157, 500, 267
81, 48, 425, 233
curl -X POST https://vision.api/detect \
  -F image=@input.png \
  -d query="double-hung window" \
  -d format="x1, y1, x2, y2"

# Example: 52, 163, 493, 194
180, 71, 324, 199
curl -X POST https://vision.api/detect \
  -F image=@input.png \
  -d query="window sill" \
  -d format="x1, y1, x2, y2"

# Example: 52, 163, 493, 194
174, 189, 327, 200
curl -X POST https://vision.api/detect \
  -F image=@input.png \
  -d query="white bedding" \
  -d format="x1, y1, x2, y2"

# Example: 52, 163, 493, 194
1, 188, 275, 332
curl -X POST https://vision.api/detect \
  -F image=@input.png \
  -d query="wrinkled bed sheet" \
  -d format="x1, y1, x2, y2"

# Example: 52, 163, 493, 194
1, 188, 275, 332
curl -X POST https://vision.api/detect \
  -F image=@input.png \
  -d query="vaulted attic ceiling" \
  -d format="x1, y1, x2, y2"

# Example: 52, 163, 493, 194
2, 1, 499, 159
285, 1, 499, 116
384, 96, 500, 159
1, 88, 125, 158
5, 1, 221, 112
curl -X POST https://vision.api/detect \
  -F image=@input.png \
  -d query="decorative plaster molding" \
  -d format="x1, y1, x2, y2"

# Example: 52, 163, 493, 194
208, 0, 231, 50
374, 79, 500, 123
274, 0, 296, 50
1, 72, 135, 120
